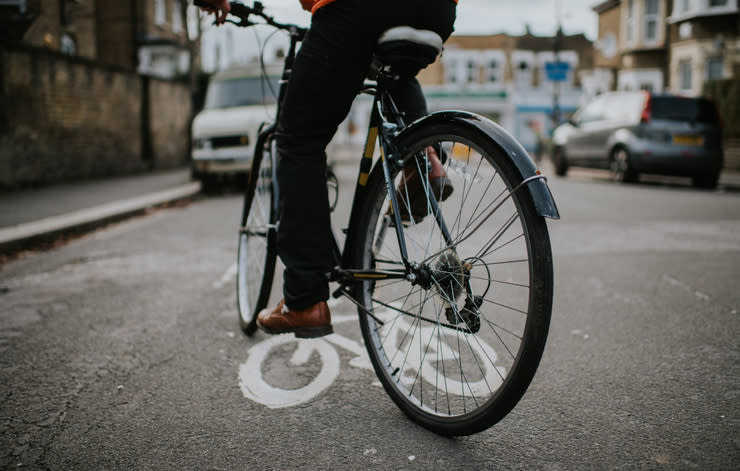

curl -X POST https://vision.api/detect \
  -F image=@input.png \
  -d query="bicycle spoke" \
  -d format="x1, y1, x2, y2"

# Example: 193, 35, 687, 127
473, 212, 519, 260
430, 278, 494, 394
482, 298, 528, 315
481, 316, 521, 359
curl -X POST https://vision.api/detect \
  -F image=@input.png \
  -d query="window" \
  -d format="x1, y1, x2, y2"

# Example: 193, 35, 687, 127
444, 58, 460, 85
677, 0, 691, 14
173, 1, 183, 33
155, 0, 167, 25
626, 0, 635, 43
605, 92, 644, 122
60, 33, 76, 55
482, 51, 505, 86
486, 59, 499, 84
644, 0, 660, 43
709, 0, 728, 6
651, 96, 720, 124
515, 61, 532, 88
574, 95, 608, 124
679, 59, 692, 90
204, 76, 281, 109
466, 59, 478, 84
706, 57, 724, 80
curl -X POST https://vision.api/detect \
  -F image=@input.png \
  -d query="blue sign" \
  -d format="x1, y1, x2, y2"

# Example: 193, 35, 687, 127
545, 61, 571, 82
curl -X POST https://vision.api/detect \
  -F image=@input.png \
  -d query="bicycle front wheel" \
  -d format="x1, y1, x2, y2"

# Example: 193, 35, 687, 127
353, 122, 554, 436
236, 139, 278, 335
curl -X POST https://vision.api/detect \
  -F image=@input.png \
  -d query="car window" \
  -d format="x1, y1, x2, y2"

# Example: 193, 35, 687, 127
604, 92, 645, 123
204, 75, 281, 109
651, 97, 720, 123
574, 95, 608, 124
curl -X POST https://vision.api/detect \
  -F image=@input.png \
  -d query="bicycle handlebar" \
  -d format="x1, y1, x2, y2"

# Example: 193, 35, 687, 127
194, 0, 308, 39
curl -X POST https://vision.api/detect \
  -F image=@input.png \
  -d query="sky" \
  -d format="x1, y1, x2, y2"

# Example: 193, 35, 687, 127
199, 0, 601, 70
454, 0, 599, 38
217, 0, 601, 37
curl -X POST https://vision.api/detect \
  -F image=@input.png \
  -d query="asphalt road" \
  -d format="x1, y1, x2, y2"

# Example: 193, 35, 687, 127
1, 163, 738, 470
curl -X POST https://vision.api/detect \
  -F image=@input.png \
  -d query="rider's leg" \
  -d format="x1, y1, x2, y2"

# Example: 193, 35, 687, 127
258, 0, 456, 336
388, 80, 453, 222
268, 0, 378, 313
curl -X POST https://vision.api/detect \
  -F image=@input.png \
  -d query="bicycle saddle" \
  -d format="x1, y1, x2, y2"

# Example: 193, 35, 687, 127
374, 26, 443, 79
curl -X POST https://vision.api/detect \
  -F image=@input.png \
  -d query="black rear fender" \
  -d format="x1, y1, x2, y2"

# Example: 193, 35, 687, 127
397, 110, 560, 219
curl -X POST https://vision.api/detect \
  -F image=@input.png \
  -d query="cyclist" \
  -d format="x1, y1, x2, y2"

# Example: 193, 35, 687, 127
198, 0, 458, 338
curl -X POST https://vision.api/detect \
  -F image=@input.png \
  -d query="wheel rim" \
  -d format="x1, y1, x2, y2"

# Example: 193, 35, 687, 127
361, 137, 544, 420
237, 159, 274, 325
237, 232, 263, 323
610, 149, 628, 181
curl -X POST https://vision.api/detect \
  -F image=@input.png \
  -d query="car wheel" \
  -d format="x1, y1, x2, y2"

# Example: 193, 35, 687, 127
552, 146, 568, 176
610, 148, 638, 183
692, 171, 719, 190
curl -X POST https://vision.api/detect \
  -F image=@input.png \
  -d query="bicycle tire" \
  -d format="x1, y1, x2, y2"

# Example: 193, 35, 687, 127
237, 139, 278, 336
351, 121, 553, 436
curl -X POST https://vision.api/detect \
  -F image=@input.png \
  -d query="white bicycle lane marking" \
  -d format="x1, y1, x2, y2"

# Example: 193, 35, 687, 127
236, 300, 506, 408
238, 313, 375, 409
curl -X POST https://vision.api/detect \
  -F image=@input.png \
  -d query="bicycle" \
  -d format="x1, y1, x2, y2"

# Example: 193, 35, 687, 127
208, 1, 560, 436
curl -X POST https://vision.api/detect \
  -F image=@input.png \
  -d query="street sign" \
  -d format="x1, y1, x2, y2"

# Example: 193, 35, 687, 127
545, 61, 571, 82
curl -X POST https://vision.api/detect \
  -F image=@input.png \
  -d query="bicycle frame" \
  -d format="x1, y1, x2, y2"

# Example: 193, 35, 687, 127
332, 71, 471, 289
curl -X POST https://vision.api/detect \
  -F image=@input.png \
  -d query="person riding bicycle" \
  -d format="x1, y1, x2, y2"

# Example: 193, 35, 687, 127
198, 0, 458, 338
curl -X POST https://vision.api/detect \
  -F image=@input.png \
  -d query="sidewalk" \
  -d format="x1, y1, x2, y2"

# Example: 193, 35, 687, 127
0, 168, 200, 254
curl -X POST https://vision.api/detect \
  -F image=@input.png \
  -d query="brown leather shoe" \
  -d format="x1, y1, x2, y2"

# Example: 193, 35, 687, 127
394, 146, 453, 222
257, 300, 333, 338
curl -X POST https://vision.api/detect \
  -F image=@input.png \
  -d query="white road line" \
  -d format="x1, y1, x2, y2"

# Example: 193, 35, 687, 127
214, 262, 237, 289
663, 274, 711, 302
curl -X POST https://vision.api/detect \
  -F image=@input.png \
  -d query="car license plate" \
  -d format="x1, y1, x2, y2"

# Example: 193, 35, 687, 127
673, 135, 703, 146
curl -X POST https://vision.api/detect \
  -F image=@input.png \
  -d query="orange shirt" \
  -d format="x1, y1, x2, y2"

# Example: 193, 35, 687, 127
300, 0, 457, 15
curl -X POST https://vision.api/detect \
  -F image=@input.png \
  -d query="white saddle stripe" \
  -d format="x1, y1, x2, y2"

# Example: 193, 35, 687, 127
378, 26, 443, 53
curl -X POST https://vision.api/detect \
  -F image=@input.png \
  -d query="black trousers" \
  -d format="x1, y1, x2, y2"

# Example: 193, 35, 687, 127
276, 0, 457, 309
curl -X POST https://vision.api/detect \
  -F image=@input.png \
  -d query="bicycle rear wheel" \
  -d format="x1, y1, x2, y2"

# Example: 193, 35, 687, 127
352, 122, 553, 436
237, 139, 278, 335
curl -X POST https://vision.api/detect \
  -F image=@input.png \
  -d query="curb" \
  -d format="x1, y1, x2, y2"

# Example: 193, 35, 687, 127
0, 182, 201, 254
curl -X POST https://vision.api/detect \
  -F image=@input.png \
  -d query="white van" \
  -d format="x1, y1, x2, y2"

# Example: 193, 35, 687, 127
191, 64, 281, 187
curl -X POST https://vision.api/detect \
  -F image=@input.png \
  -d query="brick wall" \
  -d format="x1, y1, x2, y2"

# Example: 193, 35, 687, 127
594, 3, 621, 69
148, 77, 191, 169
95, 1, 136, 70
0, 45, 191, 188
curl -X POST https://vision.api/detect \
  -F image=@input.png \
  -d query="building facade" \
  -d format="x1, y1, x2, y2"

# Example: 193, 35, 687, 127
1, 0, 97, 58
668, 0, 740, 96
586, 0, 739, 96
1, 0, 192, 78
425, 33, 593, 152
337, 32, 594, 154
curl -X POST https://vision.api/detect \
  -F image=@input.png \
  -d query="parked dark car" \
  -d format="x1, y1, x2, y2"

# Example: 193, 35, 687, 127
551, 91, 723, 188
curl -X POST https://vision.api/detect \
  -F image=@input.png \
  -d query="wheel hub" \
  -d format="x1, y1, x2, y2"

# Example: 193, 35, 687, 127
431, 249, 466, 307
